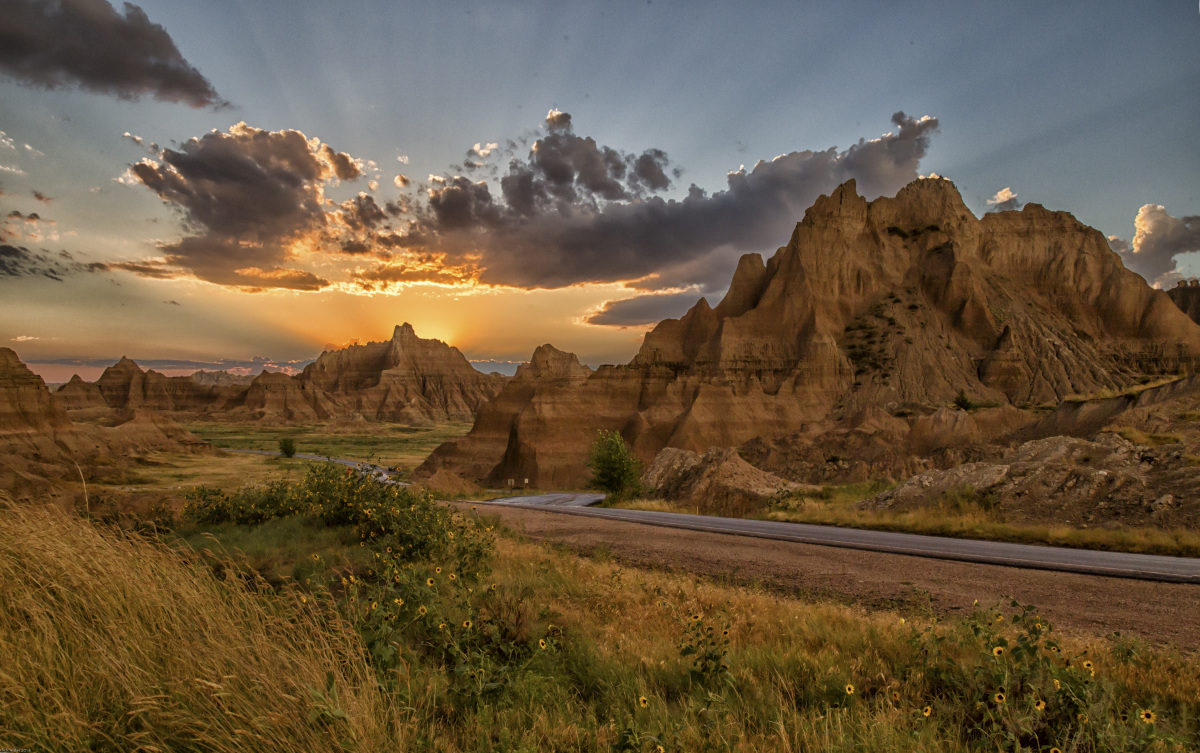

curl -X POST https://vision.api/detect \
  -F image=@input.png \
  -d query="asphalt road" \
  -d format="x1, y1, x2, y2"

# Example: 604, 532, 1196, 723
479, 494, 1200, 584
213, 451, 1200, 584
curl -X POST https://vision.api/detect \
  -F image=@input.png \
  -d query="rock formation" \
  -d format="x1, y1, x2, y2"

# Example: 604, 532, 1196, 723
425, 178, 1200, 488
296, 323, 506, 423
0, 349, 210, 497
416, 344, 593, 486
51, 323, 507, 426
1167, 280, 1200, 325
640, 447, 810, 517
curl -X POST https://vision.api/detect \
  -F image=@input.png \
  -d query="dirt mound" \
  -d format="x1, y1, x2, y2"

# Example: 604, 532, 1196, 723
642, 447, 813, 517
863, 433, 1200, 529
413, 467, 482, 497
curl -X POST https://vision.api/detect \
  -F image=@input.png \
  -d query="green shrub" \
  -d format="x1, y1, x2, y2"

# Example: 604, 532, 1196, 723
587, 429, 641, 499
278, 437, 297, 458
954, 390, 973, 411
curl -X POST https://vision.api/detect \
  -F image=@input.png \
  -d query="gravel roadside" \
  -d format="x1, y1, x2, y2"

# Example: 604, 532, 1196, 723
455, 502, 1200, 651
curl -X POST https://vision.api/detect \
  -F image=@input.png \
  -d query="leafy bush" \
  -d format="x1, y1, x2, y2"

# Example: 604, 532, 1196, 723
278, 437, 297, 458
587, 429, 641, 499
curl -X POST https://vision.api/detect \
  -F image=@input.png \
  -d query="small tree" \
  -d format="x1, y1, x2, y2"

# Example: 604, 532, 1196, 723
278, 437, 297, 458
954, 390, 973, 411
586, 430, 640, 499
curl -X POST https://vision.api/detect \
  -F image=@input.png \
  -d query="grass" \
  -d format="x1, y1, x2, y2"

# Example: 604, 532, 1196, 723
1062, 375, 1185, 404
3, 480, 1198, 752
764, 485, 1200, 559
185, 420, 473, 474
609, 482, 1200, 559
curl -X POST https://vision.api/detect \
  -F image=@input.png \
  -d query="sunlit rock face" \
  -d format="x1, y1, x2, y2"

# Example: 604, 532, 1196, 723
423, 178, 1200, 488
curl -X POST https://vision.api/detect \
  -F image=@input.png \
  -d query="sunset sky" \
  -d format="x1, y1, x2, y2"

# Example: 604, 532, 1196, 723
2, 0, 1198, 382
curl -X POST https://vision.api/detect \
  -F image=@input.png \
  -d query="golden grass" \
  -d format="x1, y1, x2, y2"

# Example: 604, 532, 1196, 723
1062, 375, 1184, 404
764, 497, 1200, 559
0, 500, 400, 752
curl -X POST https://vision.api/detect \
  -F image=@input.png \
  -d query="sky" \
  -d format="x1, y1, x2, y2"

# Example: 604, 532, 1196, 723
1, 0, 1198, 382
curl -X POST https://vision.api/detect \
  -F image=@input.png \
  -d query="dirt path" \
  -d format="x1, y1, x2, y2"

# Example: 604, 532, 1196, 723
457, 503, 1200, 652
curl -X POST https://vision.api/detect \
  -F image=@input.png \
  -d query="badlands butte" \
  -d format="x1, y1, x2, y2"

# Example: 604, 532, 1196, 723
7, 177, 1200, 528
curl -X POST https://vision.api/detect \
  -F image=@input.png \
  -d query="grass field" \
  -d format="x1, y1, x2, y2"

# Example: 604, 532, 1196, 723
3, 473, 1197, 752
186, 420, 473, 474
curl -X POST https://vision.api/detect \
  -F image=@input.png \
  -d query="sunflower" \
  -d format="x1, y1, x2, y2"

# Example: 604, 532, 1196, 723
539, 639, 547, 650
1082, 660, 1094, 675
1053, 679, 1061, 690
448, 573, 456, 580
1050, 749, 1061, 753
393, 598, 402, 605
463, 619, 473, 629
312, 553, 320, 561
426, 577, 435, 587
1140, 709, 1156, 724
692, 613, 702, 622
1034, 699, 1046, 712
891, 690, 901, 702
845, 683, 855, 695
418, 605, 427, 615
435, 566, 442, 574
922, 706, 932, 718
722, 629, 730, 637
438, 623, 446, 630
639, 696, 649, 708
1077, 713, 1088, 723
992, 646, 1005, 657
993, 692, 1006, 705
491, 583, 498, 591
370, 601, 377, 610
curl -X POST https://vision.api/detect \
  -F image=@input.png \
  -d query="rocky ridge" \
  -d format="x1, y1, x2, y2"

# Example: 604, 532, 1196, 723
425, 178, 1200, 488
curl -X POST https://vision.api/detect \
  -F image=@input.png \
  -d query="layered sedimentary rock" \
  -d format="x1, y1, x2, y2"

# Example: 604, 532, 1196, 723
0, 349, 211, 496
296, 323, 507, 423
425, 178, 1200, 488
51, 324, 506, 425
416, 344, 592, 484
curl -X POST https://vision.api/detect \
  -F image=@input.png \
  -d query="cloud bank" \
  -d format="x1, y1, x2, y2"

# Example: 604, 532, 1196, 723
1110, 204, 1200, 287
0, 0, 225, 107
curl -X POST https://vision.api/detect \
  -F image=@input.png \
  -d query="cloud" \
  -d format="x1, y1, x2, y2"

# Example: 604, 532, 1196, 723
0, 0, 225, 107
163, 299, 179, 305
2, 209, 58, 242
0, 243, 104, 280
585, 290, 707, 326
12, 335, 38, 342
1111, 204, 1200, 286
987, 186, 1021, 211
394, 174, 410, 188
123, 122, 364, 290
394, 110, 939, 291
32, 190, 51, 203
0, 164, 27, 176
0, 132, 14, 150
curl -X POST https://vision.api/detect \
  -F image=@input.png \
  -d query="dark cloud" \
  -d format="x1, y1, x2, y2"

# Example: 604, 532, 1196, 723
585, 290, 707, 326
163, 299, 179, 305
32, 190, 52, 203
399, 110, 939, 291
124, 122, 362, 290
1112, 204, 1200, 286
0, 0, 225, 108
0, 243, 102, 280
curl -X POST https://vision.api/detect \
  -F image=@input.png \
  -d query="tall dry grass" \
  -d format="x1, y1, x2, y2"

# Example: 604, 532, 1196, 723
0, 499, 400, 752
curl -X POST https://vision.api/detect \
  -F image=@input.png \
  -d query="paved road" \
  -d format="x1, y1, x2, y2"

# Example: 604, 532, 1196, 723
477, 496, 1200, 584
212, 452, 1200, 584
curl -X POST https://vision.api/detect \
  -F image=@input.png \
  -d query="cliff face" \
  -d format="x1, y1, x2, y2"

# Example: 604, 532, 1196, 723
426, 178, 1200, 488
89, 357, 222, 412
416, 344, 593, 484
1167, 283, 1200, 325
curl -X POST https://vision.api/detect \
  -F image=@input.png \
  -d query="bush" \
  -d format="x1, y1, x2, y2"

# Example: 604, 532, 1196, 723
278, 437, 297, 458
586, 429, 640, 499
954, 390, 973, 411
